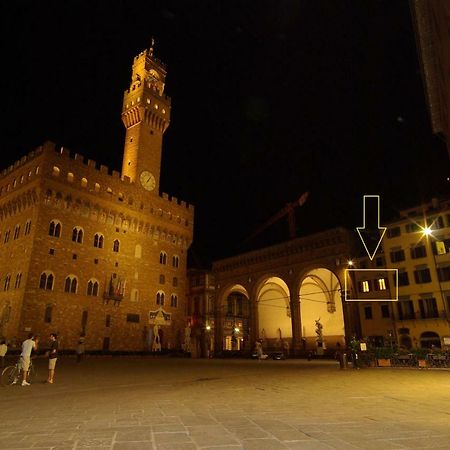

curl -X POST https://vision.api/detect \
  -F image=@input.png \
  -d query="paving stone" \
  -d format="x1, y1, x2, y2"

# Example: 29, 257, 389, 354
112, 442, 153, 450
190, 432, 239, 446
240, 438, 289, 449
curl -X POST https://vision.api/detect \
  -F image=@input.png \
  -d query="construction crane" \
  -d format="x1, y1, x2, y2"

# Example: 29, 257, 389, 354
243, 192, 309, 244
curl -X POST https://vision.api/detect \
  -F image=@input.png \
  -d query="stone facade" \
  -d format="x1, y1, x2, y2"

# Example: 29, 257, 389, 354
0, 44, 194, 351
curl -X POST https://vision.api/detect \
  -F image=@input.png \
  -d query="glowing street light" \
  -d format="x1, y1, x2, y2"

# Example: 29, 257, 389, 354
347, 260, 354, 267
422, 226, 433, 236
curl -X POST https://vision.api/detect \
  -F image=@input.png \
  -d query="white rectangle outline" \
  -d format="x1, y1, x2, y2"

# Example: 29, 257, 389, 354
344, 268, 398, 302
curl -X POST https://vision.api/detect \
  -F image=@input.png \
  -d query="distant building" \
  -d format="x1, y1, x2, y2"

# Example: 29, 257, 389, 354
0, 43, 194, 351
356, 198, 450, 349
186, 268, 215, 357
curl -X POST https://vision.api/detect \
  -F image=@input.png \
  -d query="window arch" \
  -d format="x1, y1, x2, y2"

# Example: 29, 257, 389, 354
13, 224, 20, 240
172, 255, 180, 268
93, 233, 104, 248
39, 271, 54, 290
420, 331, 441, 349
156, 291, 165, 306
72, 227, 83, 243
4, 274, 11, 291
49, 220, 61, 237
170, 294, 178, 308
14, 272, 22, 289
113, 239, 120, 252
64, 275, 78, 293
4, 230, 10, 243
24, 219, 32, 235
159, 251, 167, 265
87, 278, 99, 296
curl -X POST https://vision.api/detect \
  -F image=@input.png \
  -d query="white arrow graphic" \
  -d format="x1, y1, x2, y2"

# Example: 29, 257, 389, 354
356, 195, 387, 261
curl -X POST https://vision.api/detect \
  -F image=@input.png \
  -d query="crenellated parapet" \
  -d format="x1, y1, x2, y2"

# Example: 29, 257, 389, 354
0, 142, 194, 233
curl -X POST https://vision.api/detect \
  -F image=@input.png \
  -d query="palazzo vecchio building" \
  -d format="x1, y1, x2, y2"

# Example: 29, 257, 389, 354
0, 44, 194, 352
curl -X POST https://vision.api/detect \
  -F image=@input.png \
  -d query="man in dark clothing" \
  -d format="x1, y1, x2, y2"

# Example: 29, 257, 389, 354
47, 333, 58, 384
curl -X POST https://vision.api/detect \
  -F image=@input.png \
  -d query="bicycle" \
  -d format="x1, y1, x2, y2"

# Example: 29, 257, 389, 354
1, 357, 36, 386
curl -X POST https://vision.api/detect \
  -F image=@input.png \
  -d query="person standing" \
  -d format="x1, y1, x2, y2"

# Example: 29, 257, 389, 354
255, 340, 263, 361
76, 334, 85, 363
47, 333, 58, 384
0, 340, 7, 368
20, 333, 38, 386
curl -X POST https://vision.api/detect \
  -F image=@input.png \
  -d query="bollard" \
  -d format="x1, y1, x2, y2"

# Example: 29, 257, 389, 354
339, 352, 347, 369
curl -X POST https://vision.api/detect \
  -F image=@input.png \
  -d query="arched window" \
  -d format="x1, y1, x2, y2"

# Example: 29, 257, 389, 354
159, 274, 165, 284
49, 220, 61, 237
24, 220, 32, 235
52, 166, 60, 177
93, 233, 104, 248
72, 227, 83, 243
64, 275, 78, 293
420, 331, 441, 349
14, 273, 22, 289
113, 239, 120, 252
13, 225, 20, 240
159, 251, 167, 265
4, 230, 10, 243
94, 183, 100, 192
170, 294, 178, 308
172, 277, 178, 287
39, 271, 54, 290
172, 255, 180, 268
156, 291, 165, 306
134, 244, 142, 258
67, 172, 74, 183
4, 274, 11, 291
87, 279, 99, 296
81, 178, 88, 188
44, 305, 53, 323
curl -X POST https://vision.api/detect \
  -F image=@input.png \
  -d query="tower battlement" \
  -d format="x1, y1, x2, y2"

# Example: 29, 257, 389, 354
0, 141, 194, 219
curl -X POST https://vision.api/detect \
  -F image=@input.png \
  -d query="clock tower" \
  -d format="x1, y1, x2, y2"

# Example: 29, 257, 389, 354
121, 40, 171, 193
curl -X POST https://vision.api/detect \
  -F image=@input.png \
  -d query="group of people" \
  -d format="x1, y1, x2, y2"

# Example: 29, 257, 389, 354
1, 331, 87, 386
14, 333, 59, 386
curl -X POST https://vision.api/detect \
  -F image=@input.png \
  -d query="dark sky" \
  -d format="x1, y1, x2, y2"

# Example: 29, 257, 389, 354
1, 1, 449, 265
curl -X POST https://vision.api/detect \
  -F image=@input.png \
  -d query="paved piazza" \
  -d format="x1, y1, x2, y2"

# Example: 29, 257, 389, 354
1, 357, 449, 450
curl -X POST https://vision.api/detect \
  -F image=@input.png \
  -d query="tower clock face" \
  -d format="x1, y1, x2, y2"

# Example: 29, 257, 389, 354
140, 171, 156, 191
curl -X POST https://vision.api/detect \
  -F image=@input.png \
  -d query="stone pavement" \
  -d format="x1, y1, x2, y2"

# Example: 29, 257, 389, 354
0, 356, 449, 450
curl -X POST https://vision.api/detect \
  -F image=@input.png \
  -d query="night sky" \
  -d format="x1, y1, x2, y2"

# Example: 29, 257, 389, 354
1, 1, 449, 265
